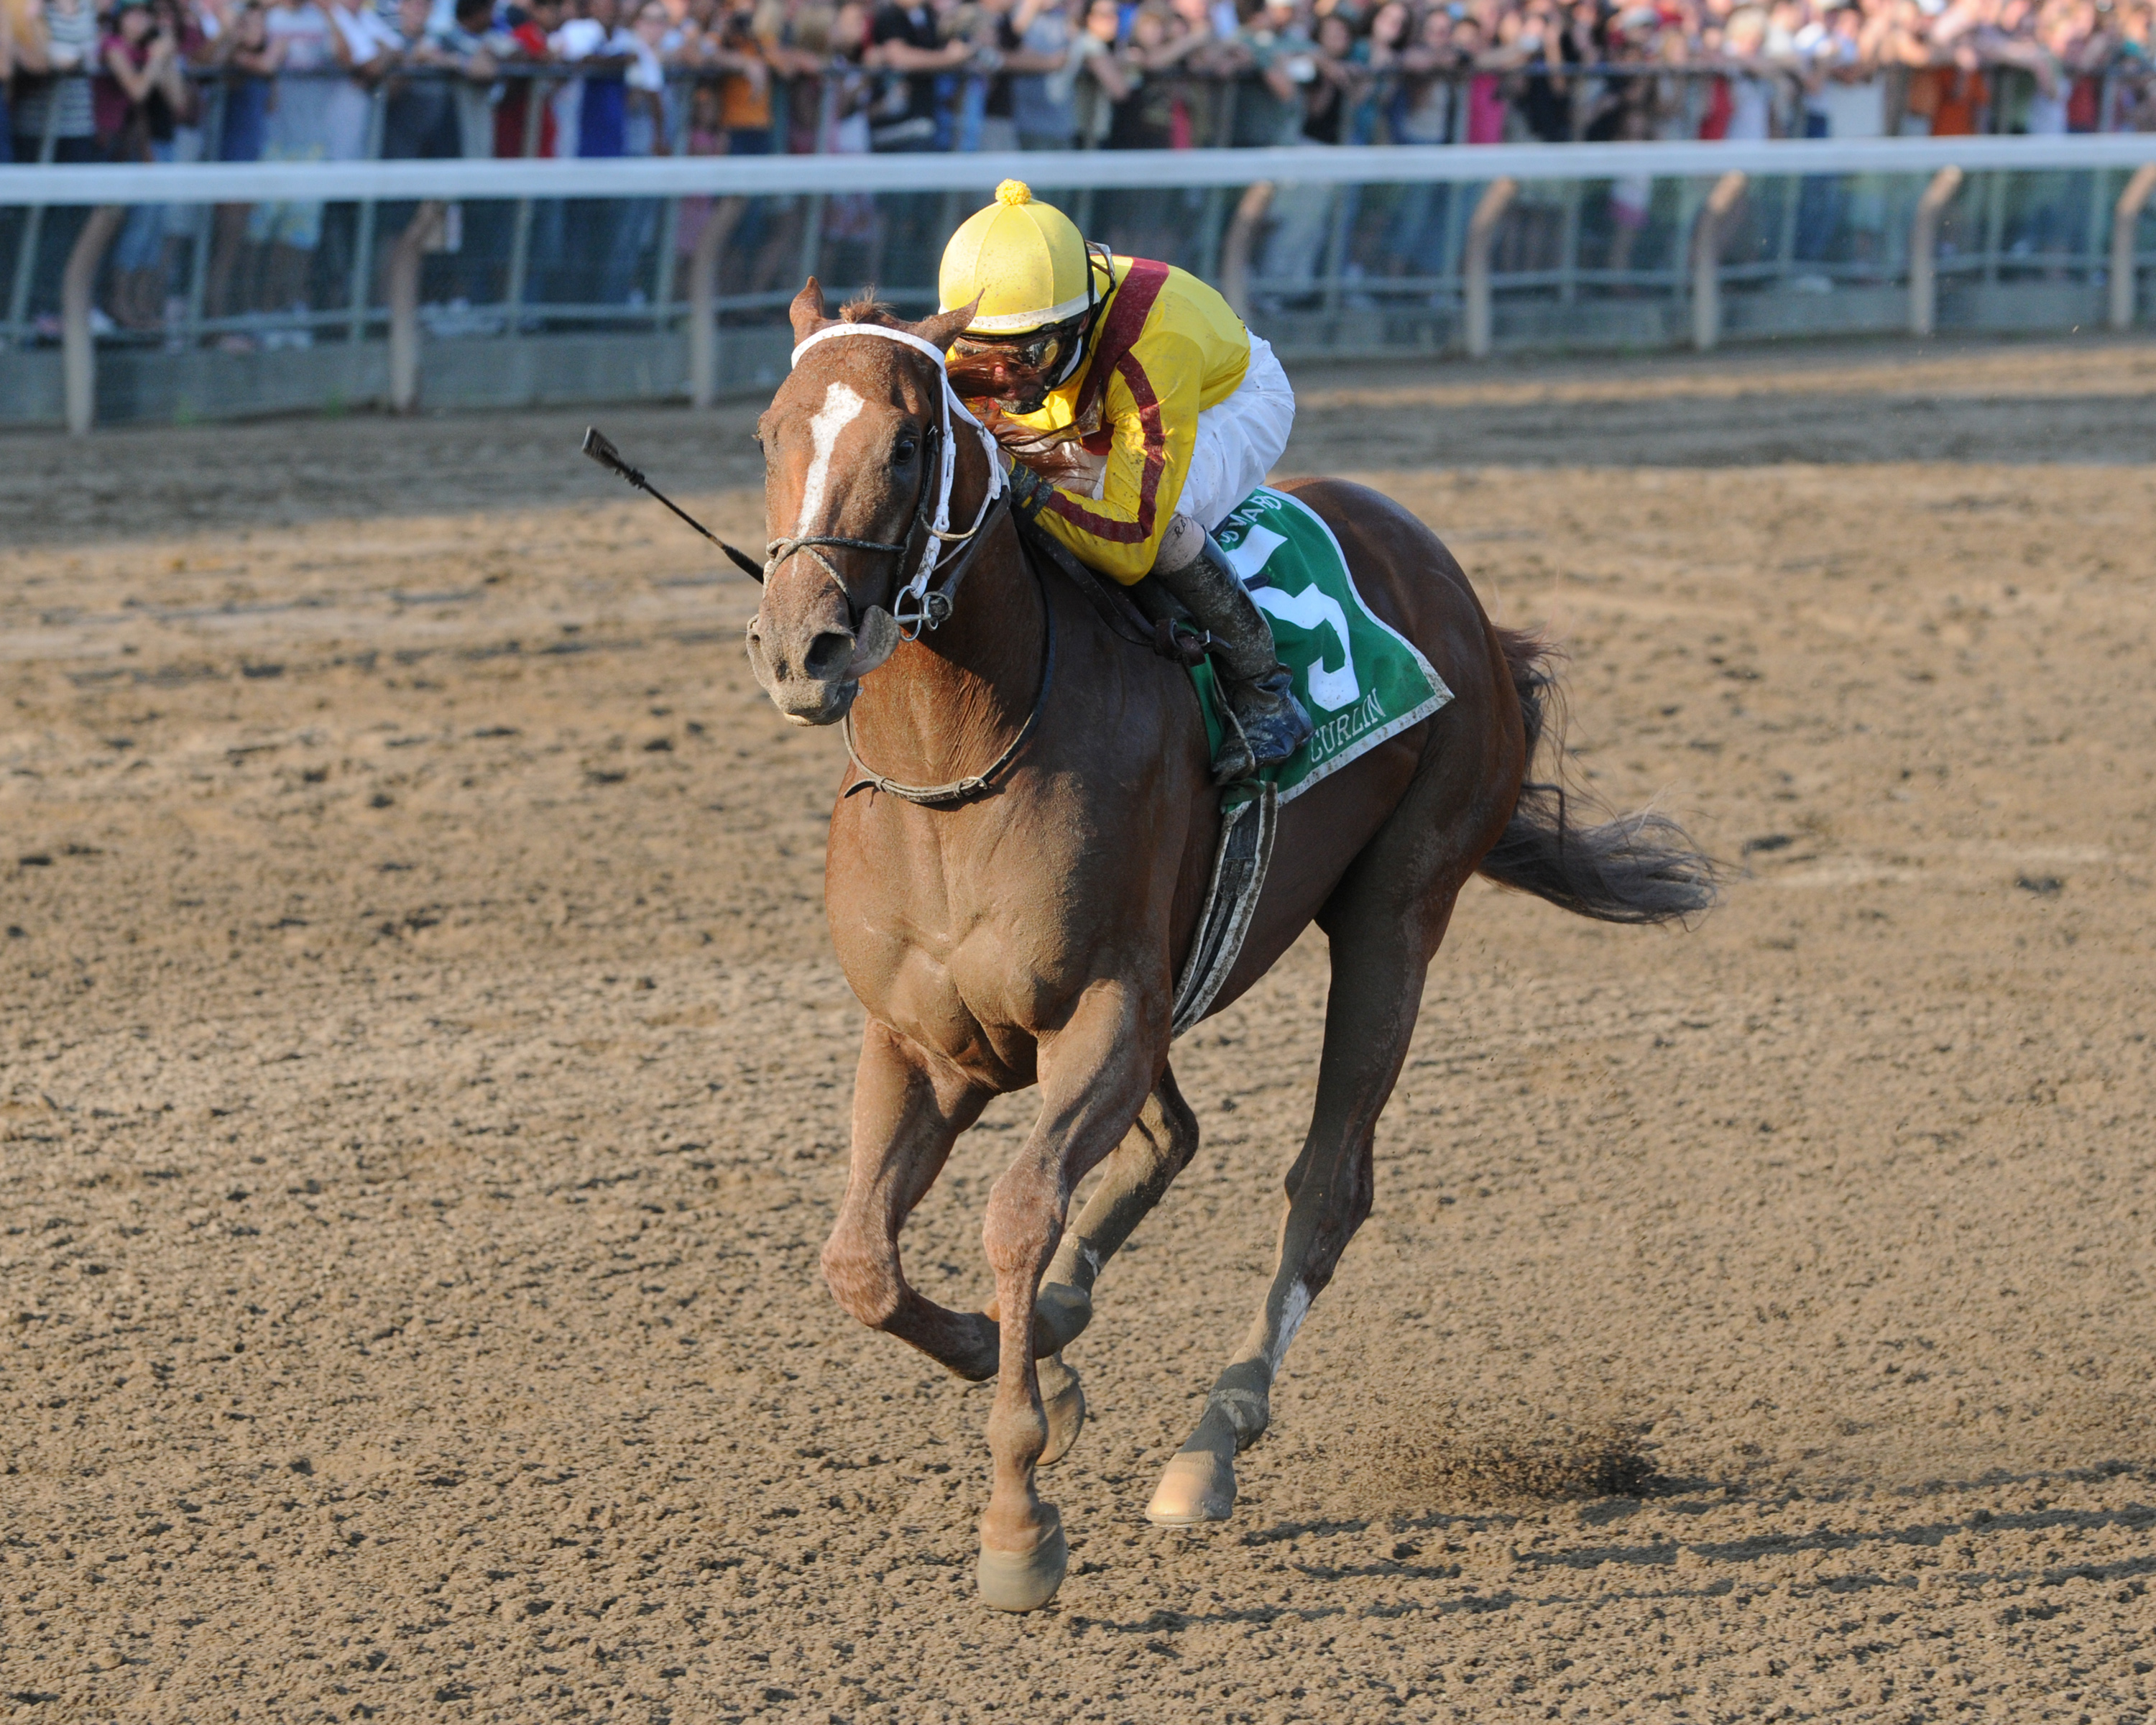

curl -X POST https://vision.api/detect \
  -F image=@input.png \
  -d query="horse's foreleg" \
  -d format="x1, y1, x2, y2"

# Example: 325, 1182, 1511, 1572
1146, 883, 1463, 1527
977, 980, 1161, 1611
820, 1019, 1002, 1381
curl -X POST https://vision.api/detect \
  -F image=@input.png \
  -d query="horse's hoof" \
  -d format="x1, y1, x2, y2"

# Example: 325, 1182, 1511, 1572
1146, 1450, 1236, 1527
1036, 1282, 1092, 1352
977, 1509, 1069, 1612
983, 1283, 1093, 1357
1037, 1354, 1086, 1467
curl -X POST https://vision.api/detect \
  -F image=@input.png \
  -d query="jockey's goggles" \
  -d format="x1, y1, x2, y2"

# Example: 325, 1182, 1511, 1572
949, 316, 1087, 386
949, 242, 1112, 400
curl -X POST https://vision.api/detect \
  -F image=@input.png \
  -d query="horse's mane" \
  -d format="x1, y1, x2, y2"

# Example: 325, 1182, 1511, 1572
838, 294, 906, 326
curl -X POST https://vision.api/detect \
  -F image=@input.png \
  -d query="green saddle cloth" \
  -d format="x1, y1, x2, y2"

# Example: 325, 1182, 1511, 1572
1188, 487, 1453, 801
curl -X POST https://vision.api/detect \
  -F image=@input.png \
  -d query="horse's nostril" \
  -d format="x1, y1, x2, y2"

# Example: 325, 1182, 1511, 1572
804, 630, 855, 680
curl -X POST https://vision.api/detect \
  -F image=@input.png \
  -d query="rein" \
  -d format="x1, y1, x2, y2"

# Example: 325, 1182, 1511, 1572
1014, 512, 1212, 668
581, 405, 986, 613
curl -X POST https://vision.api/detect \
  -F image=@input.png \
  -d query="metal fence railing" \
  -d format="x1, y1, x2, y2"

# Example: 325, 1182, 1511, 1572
4, 136, 2155, 431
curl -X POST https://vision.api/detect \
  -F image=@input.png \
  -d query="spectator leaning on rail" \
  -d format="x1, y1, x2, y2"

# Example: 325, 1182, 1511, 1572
491, 0, 561, 159
614, 0, 668, 302
96, 0, 193, 328
866, 0, 968, 149
201, 0, 276, 328
553, 0, 640, 300
954, 0, 1070, 152
12, 0, 103, 162
939, 180, 1313, 785
379, 0, 460, 157
325, 0, 399, 152
249, 0, 335, 342
431, 0, 507, 160
5, 0, 111, 331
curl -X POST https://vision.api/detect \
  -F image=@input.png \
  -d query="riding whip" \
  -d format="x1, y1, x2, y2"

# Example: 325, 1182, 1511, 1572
579, 426, 765, 582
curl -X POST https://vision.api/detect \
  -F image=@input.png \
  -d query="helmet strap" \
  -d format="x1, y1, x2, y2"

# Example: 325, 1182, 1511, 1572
1047, 242, 1114, 392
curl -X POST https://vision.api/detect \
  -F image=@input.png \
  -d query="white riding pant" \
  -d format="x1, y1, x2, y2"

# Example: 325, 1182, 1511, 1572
1176, 334, 1296, 533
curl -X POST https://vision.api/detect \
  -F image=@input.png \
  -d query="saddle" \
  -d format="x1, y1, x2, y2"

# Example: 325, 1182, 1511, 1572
1016, 485, 1457, 1035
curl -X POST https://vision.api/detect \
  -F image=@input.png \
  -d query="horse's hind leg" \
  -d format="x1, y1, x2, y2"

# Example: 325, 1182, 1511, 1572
1146, 865, 1470, 1527
1047, 1064, 1200, 1299
1018, 1065, 1199, 1465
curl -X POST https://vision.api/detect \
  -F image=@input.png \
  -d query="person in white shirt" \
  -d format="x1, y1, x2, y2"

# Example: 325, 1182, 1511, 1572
1816, 0, 1894, 267
623, 0, 666, 155
1720, 8, 1780, 142
551, 0, 640, 301
611, 0, 669, 304
248, 0, 336, 339
548, 0, 632, 155
324, 0, 397, 157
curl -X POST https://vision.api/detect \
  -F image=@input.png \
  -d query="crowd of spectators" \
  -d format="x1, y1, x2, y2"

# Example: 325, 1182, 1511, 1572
1, 0, 2151, 336
9, 0, 2154, 165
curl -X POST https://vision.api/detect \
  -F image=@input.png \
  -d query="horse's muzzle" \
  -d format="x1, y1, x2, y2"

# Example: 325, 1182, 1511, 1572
745, 606, 899, 727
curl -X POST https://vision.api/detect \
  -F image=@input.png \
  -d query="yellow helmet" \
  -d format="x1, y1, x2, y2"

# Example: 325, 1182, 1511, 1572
939, 180, 1101, 336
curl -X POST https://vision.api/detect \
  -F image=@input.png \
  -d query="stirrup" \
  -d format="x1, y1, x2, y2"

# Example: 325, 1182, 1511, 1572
1210, 704, 1259, 786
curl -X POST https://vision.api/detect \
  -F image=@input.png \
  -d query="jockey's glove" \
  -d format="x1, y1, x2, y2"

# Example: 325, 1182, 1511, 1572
1008, 458, 1054, 524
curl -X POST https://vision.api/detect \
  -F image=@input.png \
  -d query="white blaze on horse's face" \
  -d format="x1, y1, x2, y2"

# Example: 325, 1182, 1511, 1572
796, 380, 867, 538
745, 374, 876, 728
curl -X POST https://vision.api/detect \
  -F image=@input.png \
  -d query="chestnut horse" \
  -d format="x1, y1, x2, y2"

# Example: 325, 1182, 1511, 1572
745, 283, 1713, 1612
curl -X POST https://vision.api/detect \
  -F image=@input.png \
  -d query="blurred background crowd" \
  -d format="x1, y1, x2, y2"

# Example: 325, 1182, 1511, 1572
9, 0, 2154, 172
2, 0, 2151, 341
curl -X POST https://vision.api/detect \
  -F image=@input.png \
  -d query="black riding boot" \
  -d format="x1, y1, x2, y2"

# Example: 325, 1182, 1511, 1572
1148, 514, 1314, 785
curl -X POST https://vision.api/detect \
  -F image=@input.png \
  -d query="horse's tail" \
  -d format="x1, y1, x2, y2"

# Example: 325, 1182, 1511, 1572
1477, 627, 1720, 925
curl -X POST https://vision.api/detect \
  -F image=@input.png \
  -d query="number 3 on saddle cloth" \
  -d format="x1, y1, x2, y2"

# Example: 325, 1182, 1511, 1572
1168, 486, 1455, 1037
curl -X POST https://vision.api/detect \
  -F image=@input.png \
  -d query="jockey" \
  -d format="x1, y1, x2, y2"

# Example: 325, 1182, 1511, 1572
937, 180, 1314, 785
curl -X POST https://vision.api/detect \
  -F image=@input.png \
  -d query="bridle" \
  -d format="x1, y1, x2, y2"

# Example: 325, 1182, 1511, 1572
774, 321, 1006, 640
776, 321, 1054, 808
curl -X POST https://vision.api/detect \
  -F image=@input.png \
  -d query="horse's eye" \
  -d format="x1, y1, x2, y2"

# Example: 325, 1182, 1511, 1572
893, 438, 917, 466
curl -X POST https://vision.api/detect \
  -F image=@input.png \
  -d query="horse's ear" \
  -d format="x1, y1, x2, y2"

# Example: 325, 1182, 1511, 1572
789, 277, 829, 345
913, 298, 977, 357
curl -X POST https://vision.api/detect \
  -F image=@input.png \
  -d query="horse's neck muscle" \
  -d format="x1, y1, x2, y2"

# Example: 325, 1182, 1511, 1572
850, 512, 1044, 789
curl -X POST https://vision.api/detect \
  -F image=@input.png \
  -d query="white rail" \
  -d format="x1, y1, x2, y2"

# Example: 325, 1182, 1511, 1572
5, 134, 2156, 208
22, 134, 2156, 433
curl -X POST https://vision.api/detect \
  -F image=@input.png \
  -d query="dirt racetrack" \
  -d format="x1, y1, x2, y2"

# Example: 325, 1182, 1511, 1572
4, 336, 2153, 1722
